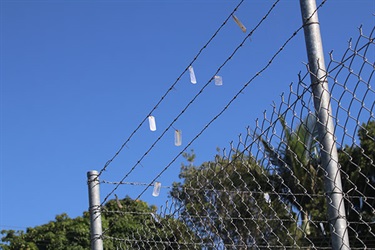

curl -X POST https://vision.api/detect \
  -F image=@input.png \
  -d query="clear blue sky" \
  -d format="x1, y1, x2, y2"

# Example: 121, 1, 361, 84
1, 0, 374, 231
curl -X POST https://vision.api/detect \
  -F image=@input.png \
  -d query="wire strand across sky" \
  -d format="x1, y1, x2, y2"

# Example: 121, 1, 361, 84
133, 0, 328, 201
100, 0, 283, 206
97, 0, 246, 178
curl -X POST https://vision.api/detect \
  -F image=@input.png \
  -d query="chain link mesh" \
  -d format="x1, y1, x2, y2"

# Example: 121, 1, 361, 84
98, 26, 374, 249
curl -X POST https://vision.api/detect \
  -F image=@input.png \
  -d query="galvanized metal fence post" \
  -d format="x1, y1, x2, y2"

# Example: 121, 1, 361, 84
299, 0, 350, 249
87, 170, 104, 250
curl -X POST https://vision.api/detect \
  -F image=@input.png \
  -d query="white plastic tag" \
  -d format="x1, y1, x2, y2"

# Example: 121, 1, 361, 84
148, 116, 156, 131
319, 222, 326, 235
152, 182, 161, 197
151, 213, 160, 223
174, 130, 182, 146
189, 66, 197, 84
214, 75, 223, 86
264, 193, 271, 204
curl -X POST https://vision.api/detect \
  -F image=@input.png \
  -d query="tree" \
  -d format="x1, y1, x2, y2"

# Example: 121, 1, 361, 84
1, 197, 197, 250
101, 196, 198, 249
260, 114, 328, 246
262, 117, 375, 248
338, 120, 375, 248
171, 150, 297, 249
0, 213, 90, 250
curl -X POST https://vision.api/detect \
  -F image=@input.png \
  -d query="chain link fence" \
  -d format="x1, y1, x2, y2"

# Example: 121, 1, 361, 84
93, 25, 374, 249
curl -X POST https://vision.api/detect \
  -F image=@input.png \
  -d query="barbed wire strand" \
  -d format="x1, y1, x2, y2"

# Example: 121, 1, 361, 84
99, 0, 327, 240
100, 179, 375, 200
97, 0, 246, 178
98, 8, 375, 248
104, 235, 340, 250
100, 0, 282, 207
97, 1, 285, 238
134, 0, 328, 201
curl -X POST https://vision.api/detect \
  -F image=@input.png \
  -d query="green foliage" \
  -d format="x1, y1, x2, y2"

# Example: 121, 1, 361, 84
0, 230, 38, 250
170, 119, 374, 248
261, 114, 327, 242
261, 118, 375, 247
1, 197, 197, 250
2, 121, 373, 249
1, 213, 90, 250
338, 120, 375, 248
101, 196, 198, 249
171, 150, 296, 248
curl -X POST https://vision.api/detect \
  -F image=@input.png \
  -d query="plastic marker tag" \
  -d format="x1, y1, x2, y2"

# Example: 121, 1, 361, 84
232, 14, 247, 33
319, 222, 326, 235
151, 213, 160, 223
189, 66, 197, 84
214, 76, 223, 86
174, 130, 182, 146
148, 116, 156, 131
264, 193, 271, 204
152, 182, 161, 197
114, 194, 123, 209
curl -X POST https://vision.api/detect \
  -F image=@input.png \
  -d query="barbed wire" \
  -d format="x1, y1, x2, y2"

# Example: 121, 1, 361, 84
93, 2, 375, 250
100, 0, 282, 206
97, 0, 246, 178
102, 210, 375, 227
105, 234, 338, 250
99, 0, 326, 237
134, 0, 328, 201
161, 24, 374, 249
101, 180, 171, 188
97, 1, 285, 241
101, 178, 375, 203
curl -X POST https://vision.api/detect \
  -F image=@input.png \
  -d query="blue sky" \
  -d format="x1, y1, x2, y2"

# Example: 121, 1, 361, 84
1, 0, 374, 231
